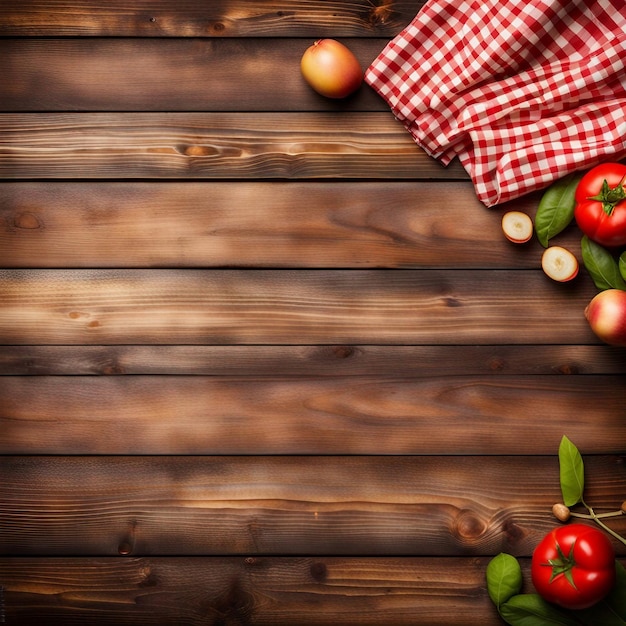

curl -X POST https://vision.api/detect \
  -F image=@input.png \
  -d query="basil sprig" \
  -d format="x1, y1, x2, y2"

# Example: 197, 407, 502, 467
487, 559, 626, 625
486, 436, 626, 625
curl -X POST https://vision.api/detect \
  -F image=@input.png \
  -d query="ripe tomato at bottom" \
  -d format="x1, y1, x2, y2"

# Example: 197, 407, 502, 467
531, 524, 616, 610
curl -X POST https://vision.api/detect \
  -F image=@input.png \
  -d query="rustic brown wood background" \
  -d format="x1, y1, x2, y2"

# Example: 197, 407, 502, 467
1, 1, 625, 624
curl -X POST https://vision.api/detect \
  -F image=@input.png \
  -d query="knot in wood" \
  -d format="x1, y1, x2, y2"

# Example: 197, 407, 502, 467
364, 0, 395, 27
310, 561, 328, 582
138, 566, 159, 588
13, 212, 43, 230
443, 295, 462, 308
501, 518, 527, 546
211, 578, 255, 622
488, 356, 506, 371
452, 510, 487, 542
332, 345, 355, 359
102, 361, 126, 375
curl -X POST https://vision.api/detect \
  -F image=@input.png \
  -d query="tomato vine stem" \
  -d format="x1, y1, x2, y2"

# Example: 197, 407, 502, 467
582, 500, 626, 546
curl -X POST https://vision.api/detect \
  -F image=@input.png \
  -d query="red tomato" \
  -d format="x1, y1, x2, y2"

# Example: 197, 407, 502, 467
574, 162, 626, 247
531, 524, 616, 610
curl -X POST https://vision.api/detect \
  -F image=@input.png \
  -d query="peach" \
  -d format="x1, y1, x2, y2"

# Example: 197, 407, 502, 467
584, 289, 626, 347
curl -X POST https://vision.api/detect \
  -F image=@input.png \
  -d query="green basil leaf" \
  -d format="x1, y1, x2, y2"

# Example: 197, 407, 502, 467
581, 236, 626, 291
620, 251, 626, 284
535, 174, 580, 248
576, 601, 626, 626
499, 594, 580, 625
603, 561, 626, 620
486, 553, 523, 608
558, 435, 584, 507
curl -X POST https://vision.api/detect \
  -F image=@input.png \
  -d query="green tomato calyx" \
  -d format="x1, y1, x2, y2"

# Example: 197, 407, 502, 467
544, 540, 578, 589
588, 176, 626, 216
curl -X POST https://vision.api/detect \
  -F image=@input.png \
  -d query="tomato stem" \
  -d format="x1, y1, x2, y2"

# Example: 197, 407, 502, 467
583, 500, 626, 546
588, 175, 626, 216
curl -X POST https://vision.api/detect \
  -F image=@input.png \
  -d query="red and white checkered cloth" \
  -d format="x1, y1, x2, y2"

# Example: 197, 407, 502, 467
365, 0, 626, 206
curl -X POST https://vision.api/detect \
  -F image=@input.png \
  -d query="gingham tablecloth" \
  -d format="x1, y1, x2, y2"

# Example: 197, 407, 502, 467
365, 0, 626, 207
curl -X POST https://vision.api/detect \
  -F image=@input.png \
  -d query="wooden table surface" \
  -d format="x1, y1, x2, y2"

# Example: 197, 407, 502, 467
1, 1, 625, 624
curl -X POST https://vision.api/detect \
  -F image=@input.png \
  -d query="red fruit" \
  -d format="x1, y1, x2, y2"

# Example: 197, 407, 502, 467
584, 288, 626, 346
300, 39, 363, 99
531, 524, 616, 610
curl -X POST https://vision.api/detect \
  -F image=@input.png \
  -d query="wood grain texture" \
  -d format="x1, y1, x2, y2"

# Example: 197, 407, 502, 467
3, 345, 625, 376
0, 269, 599, 345
2, 375, 625, 454
0, 0, 425, 37
0, 113, 467, 180
0, 556, 520, 625
0, 38, 387, 112
0, 180, 576, 271
1, 456, 625, 556
2, 1, 626, 622
0, 182, 542, 269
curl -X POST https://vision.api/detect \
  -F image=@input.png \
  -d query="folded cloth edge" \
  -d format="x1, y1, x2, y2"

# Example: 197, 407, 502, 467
364, 0, 626, 206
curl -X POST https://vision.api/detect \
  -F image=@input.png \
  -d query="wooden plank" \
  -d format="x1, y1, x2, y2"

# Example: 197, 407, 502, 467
0, 181, 566, 270
0, 556, 519, 625
0, 0, 425, 37
0, 269, 599, 345
0, 38, 387, 112
3, 345, 626, 376
0, 113, 466, 180
2, 375, 625, 455
1, 456, 624, 556
2, 375, 625, 454
0, 181, 542, 269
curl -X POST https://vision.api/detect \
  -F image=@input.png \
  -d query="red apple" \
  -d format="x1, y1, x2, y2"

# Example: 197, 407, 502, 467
541, 246, 579, 282
584, 289, 626, 347
502, 211, 533, 243
300, 39, 363, 99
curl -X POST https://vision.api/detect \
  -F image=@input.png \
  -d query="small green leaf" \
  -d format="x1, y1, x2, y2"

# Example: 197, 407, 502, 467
486, 553, 523, 608
576, 603, 626, 626
558, 435, 584, 507
499, 593, 580, 625
534, 174, 580, 248
603, 561, 626, 620
581, 236, 626, 291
